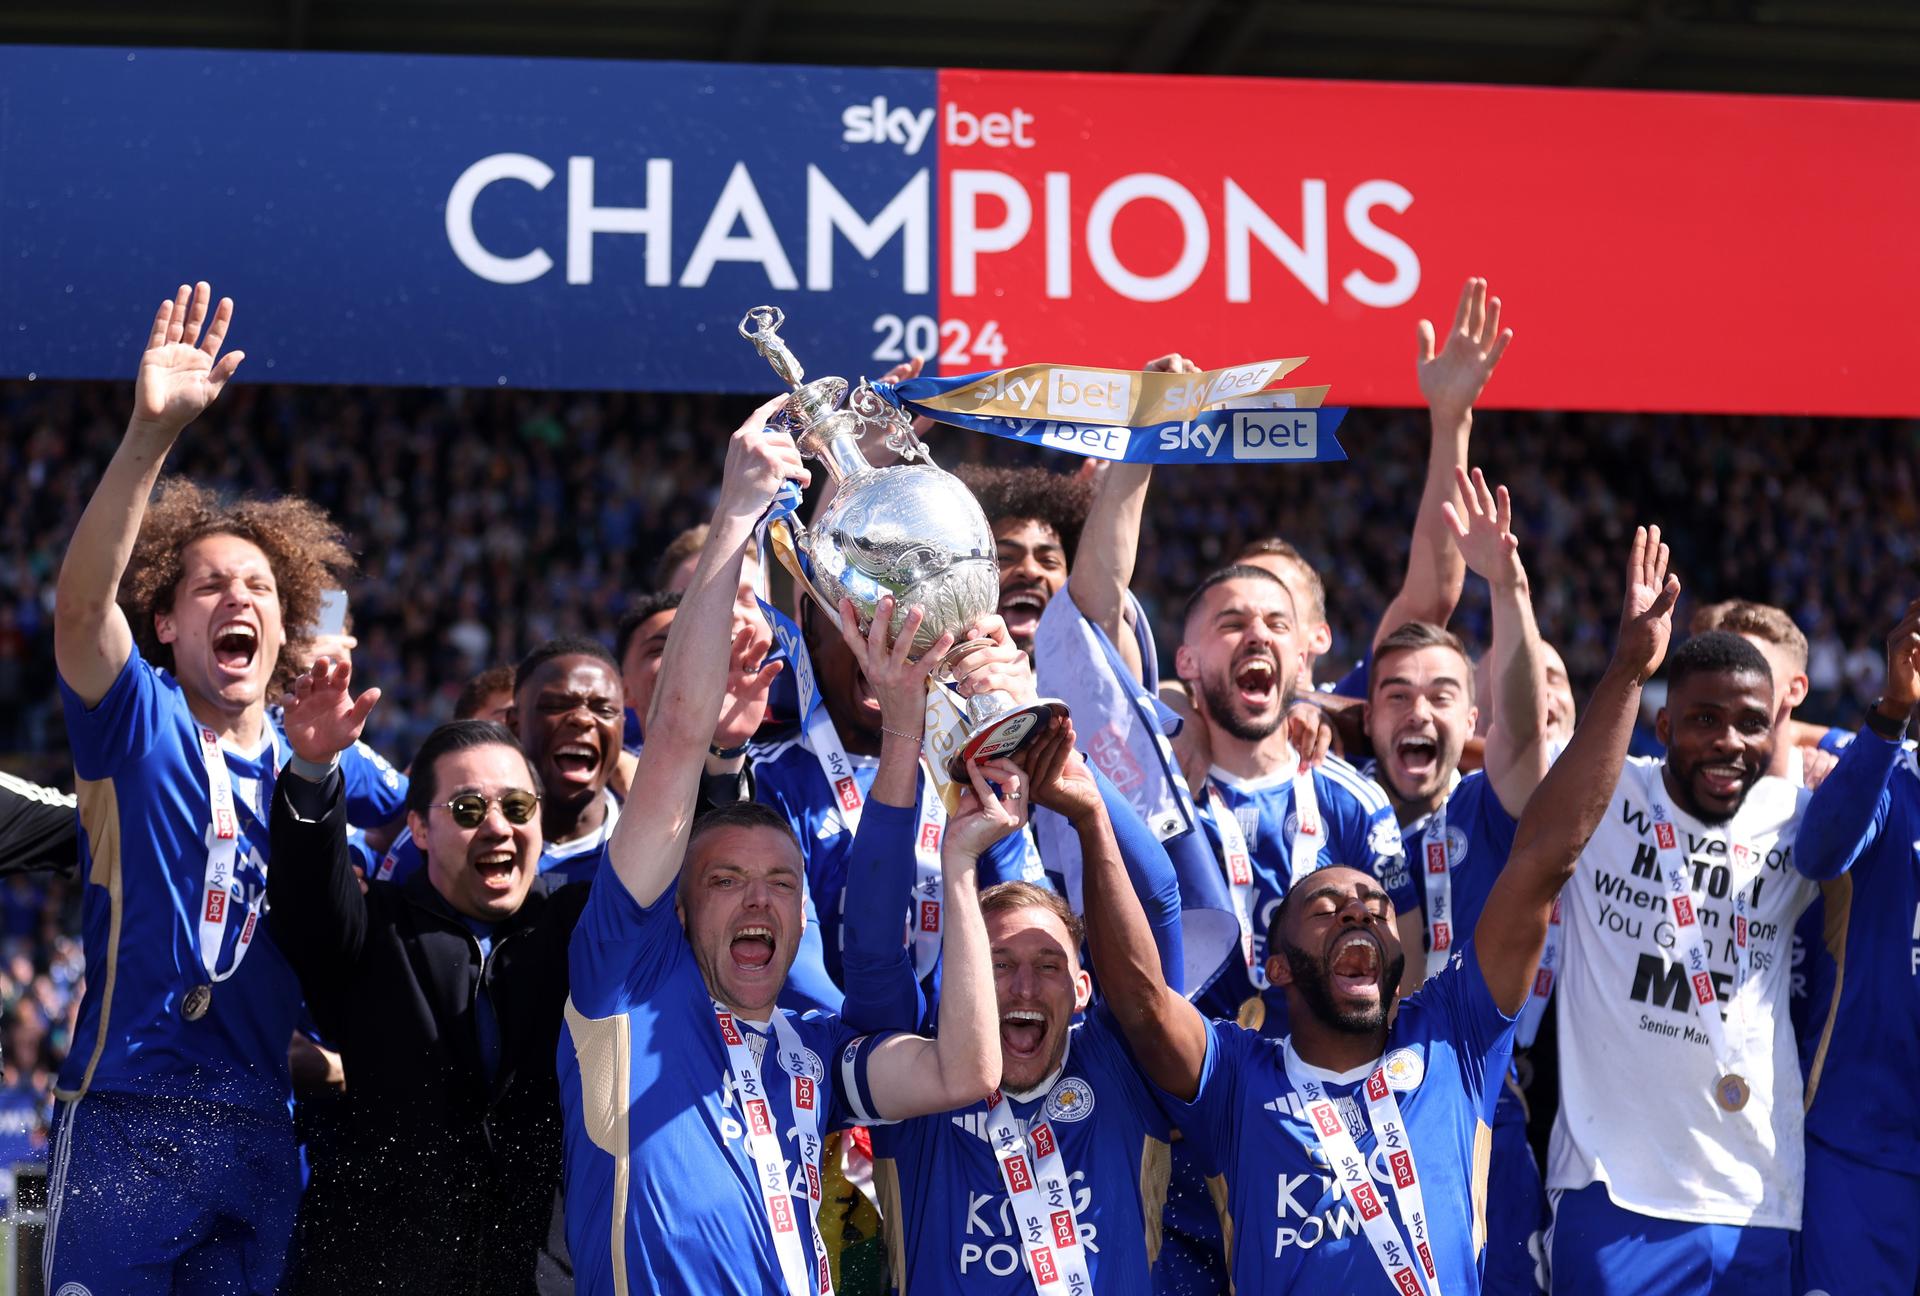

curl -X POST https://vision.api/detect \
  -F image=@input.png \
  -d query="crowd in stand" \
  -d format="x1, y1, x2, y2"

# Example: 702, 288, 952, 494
11, 277, 1920, 1296
2, 381, 1911, 773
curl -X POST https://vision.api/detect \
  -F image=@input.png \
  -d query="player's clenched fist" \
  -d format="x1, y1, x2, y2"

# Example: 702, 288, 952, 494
717, 393, 806, 520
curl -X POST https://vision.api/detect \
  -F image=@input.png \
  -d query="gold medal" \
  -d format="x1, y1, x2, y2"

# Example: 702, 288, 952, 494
1713, 1072, 1750, 1112
182, 984, 212, 1022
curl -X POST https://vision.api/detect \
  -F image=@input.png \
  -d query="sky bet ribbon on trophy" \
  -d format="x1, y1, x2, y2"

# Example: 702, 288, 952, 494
869, 360, 1348, 466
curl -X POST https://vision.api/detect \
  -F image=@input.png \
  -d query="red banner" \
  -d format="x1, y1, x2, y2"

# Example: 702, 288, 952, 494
935, 70, 1920, 416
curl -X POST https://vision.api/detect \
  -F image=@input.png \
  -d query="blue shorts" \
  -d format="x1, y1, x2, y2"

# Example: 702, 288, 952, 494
1796, 1136, 1920, 1296
1484, 1093, 1548, 1296
1548, 1182, 1791, 1296
46, 1090, 300, 1296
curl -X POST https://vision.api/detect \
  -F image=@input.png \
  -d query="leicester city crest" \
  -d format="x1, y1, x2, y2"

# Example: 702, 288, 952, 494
1382, 1047, 1426, 1092
1045, 1076, 1096, 1123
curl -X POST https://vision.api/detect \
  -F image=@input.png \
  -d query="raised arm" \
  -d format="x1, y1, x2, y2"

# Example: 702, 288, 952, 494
610, 395, 799, 908
1442, 466, 1549, 817
55, 283, 245, 703
863, 758, 1024, 1119
1371, 278, 1512, 651
1797, 599, 1920, 880
1474, 526, 1679, 1014
837, 596, 951, 1032
269, 656, 384, 989
1066, 353, 1200, 685
1029, 720, 1208, 1099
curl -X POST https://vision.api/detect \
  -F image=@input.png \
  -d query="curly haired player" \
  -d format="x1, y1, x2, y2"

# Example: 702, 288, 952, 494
955, 464, 1092, 657
46, 283, 401, 1296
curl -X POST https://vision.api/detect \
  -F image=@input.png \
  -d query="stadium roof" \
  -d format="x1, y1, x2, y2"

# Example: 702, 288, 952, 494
8, 0, 1917, 100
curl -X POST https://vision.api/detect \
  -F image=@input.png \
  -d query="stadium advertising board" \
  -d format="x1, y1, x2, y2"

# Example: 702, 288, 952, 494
2, 47, 1915, 414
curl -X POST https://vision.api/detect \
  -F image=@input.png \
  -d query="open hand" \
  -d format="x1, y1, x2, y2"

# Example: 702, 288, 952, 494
1416, 277, 1511, 425
282, 657, 379, 765
1441, 465, 1524, 589
1614, 525, 1681, 684
838, 595, 951, 739
132, 282, 244, 435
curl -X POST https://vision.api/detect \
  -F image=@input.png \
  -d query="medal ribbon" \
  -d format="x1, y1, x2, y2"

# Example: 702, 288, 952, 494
1208, 764, 1321, 990
910, 773, 945, 979
1206, 785, 1260, 977
1285, 1047, 1442, 1296
1646, 797, 1757, 1100
1287, 768, 1323, 886
1419, 806, 1453, 983
714, 1006, 835, 1296
983, 1086, 1094, 1296
1515, 897, 1561, 1048
193, 725, 262, 986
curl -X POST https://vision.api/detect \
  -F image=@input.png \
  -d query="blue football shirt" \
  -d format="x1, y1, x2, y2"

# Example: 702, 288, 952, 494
1195, 754, 1411, 1020
1794, 730, 1920, 1170
58, 650, 304, 1116
1166, 948, 1515, 1295
872, 1005, 1172, 1296
558, 868, 890, 1296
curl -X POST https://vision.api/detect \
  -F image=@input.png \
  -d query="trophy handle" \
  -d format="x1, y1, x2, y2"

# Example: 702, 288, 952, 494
851, 379, 930, 465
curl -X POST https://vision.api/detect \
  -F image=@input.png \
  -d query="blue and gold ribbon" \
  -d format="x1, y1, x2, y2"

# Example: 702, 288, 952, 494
872, 360, 1348, 466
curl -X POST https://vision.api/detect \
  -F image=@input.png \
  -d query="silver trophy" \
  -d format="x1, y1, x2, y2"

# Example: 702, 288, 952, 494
740, 305, 1065, 776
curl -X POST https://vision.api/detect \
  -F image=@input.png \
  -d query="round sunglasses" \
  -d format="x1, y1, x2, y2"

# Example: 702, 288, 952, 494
436, 790, 541, 829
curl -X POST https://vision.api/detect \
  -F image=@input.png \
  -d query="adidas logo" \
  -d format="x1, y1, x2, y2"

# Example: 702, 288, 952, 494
951, 1112, 993, 1143
1261, 1093, 1368, 1132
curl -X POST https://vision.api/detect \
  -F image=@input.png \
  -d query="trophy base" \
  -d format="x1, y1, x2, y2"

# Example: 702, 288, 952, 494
946, 699, 1069, 781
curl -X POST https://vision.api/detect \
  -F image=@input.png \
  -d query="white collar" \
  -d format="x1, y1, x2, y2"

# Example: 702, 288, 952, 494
1282, 1035, 1380, 1088
1208, 748, 1302, 795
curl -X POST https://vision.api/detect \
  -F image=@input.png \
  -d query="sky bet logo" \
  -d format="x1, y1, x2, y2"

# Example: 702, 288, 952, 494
1152, 411, 1319, 460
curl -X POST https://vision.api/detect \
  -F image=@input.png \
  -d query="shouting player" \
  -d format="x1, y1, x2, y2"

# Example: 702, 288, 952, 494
1363, 467, 1554, 1293
557, 397, 1014, 1295
1081, 525, 1679, 1293
47, 284, 346, 1293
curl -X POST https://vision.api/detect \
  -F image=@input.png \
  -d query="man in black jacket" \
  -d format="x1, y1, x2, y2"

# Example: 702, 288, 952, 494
269, 657, 586, 1295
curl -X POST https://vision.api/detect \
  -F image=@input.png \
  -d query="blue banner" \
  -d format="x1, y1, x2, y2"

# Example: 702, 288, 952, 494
875, 377, 1349, 465
0, 47, 935, 390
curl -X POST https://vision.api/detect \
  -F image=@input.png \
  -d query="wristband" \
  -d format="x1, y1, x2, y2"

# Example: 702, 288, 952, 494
709, 741, 749, 760
1865, 699, 1911, 741
288, 753, 339, 783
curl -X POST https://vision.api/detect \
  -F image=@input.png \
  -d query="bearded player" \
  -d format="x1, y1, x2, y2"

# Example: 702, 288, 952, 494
1083, 526, 1680, 1294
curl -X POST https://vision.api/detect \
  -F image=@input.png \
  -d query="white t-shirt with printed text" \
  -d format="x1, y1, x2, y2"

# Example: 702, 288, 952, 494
1547, 757, 1815, 1228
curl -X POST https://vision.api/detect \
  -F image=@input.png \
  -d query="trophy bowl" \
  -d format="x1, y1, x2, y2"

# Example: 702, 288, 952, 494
741, 306, 1066, 776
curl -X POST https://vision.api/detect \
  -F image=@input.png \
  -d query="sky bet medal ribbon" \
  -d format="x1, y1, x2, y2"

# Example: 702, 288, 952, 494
871, 359, 1349, 466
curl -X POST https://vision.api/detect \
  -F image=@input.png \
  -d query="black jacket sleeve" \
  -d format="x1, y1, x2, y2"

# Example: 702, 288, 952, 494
0, 773, 79, 879
268, 764, 369, 1029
